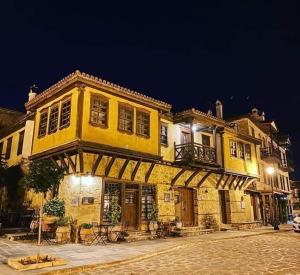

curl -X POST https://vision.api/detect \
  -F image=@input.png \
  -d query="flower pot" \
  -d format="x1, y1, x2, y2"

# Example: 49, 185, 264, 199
80, 228, 93, 243
56, 226, 71, 243
42, 215, 57, 232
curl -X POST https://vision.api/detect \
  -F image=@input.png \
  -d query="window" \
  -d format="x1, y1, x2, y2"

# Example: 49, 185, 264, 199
230, 140, 237, 157
17, 131, 25, 155
5, 137, 12, 159
136, 111, 150, 137
141, 185, 156, 220
90, 95, 108, 127
103, 183, 121, 223
38, 110, 48, 137
0, 142, 3, 155
202, 134, 211, 147
245, 144, 251, 161
60, 99, 71, 129
118, 105, 133, 133
48, 105, 59, 133
237, 142, 244, 159
160, 124, 168, 146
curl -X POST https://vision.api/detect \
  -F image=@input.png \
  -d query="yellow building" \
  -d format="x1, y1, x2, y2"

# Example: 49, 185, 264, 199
0, 71, 292, 233
230, 108, 293, 225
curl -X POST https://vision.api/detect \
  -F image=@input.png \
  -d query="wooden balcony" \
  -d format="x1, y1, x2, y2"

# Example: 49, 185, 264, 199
174, 142, 217, 166
280, 158, 294, 172
260, 147, 281, 162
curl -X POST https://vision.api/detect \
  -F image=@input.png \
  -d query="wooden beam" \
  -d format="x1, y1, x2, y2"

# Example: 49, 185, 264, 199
50, 157, 60, 170
64, 153, 76, 174
131, 159, 142, 181
91, 154, 103, 176
228, 175, 238, 189
240, 178, 256, 190
105, 156, 116, 177
171, 167, 187, 187
185, 169, 202, 187
222, 174, 231, 189
145, 162, 155, 183
197, 171, 213, 188
234, 177, 245, 190
118, 159, 130, 179
58, 155, 68, 170
216, 174, 225, 189
79, 150, 84, 173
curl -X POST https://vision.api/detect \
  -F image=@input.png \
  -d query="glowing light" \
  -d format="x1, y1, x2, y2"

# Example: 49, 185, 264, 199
70, 175, 80, 185
192, 125, 197, 132
81, 175, 94, 185
266, 167, 275, 175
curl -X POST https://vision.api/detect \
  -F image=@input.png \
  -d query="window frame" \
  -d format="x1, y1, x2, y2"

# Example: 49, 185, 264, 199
60, 98, 72, 129
237, 142, 245, 159
160, 123, 168, 147
136, 110, 150, 138
141, 185, 156, 221
244, 143, 252, 161
17, 130, 25, 156
89, 94, 109, 128
5, 137, 12, 160
48, 105, 59, 134
230, 140, 237, 158
201, 134, 211, 147
118, 104, 134, 134
38, 109, 48, 138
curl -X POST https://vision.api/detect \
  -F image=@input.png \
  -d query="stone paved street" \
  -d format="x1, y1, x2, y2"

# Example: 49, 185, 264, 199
81, 231, 300, 275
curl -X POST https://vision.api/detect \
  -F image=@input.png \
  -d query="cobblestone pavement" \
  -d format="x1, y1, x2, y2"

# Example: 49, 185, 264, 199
81, 231, 300, 275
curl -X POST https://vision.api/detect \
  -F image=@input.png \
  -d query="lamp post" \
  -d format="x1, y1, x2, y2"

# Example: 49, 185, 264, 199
266, 167, 279, 230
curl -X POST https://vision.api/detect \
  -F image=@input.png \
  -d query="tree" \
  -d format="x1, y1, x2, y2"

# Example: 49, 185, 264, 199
21, 159, 65, 245
22, 159, 65, 198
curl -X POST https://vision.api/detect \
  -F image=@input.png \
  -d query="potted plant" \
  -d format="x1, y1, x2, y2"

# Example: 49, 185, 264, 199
42, 198, 65, 231
55, 217, 71, 243
108, 192, 122, 242
148, 201, 158, 235
80, 223, 93, 243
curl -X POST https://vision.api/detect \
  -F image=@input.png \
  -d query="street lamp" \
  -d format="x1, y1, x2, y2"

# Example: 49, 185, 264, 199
266, 166, 279, 230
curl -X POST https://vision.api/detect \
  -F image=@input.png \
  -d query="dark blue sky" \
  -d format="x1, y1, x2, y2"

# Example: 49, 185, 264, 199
1, 1, 299, 178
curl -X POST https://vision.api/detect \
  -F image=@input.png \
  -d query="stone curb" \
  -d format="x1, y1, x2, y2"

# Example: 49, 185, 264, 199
40, 229, 293, 275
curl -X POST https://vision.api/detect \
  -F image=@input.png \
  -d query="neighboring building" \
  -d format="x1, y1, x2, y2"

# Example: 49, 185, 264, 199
0, 70, 295, 231
291, 180, 300, 216
229, 108, 293, 225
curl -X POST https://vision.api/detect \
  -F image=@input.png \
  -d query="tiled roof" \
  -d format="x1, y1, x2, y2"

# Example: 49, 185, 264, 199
175, 108, 225, 124
25, 70, 172, 111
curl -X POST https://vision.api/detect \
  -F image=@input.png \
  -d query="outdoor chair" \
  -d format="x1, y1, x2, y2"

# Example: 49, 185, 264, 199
89, 222, 107, 245
41, 222, 57, 245
156, 221, 167, 239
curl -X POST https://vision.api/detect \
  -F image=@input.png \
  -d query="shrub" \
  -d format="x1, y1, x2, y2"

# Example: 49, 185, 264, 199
43, 197, 65, 217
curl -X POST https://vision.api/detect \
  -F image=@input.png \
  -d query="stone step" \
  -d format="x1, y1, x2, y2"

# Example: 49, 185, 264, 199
181, 229, 214, 237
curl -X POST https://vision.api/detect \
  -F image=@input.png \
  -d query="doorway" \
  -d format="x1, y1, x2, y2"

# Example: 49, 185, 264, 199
219, 190, 231, 224
174, 188, 195, 226
124, 185, 138, 230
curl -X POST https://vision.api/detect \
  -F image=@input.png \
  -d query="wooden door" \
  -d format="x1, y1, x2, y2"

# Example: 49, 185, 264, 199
219, 190, 231, 224
251, 194, 258, 221
181, 131, 191, 144
124, 190, 138, 229
181, 188, 194, 226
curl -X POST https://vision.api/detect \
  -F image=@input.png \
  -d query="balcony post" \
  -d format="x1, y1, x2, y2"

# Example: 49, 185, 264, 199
190, 120, 195, 161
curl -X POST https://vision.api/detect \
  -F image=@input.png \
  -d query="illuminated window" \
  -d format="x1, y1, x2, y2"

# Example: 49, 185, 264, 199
90, 95, 108, 127
17, 131, 24, 155
230, 140, 237, 157
5, 137, 12, 159
118, 105, 133, 133
48, 105, 59, 134
245, 144, 251, 161
238, 142, 244, 159
141, 185, 156, 220
60, 99, 71, 129
103, 183, 121, 223
136, 111, 150, 137
160, 124, 168, 146
38, 110, 48, 137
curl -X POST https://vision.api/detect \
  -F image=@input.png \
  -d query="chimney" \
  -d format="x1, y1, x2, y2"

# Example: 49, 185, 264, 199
207, 109, 213, 116
261, 111, 265, 121
28, 84, 38, 101
216, 100, 223, 119
251, 108, 259, 119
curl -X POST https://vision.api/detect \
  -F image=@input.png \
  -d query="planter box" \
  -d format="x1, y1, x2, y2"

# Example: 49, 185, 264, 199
7, 255, 67, 271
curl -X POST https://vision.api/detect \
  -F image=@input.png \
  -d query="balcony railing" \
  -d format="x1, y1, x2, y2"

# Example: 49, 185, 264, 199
260, 147, 281, 160
280, 158, 294, 172
175, 142, 217, 164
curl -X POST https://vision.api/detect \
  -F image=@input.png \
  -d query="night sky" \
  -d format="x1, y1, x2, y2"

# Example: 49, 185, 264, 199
1, 1, 299, 178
